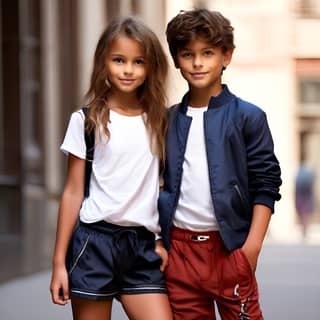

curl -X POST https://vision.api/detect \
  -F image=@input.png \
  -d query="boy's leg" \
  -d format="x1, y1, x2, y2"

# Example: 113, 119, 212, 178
71, 296, 112, 320
165, 227, 218, 320
121, 293, 173, 320
216, 282, 262, 320
215, 248, 263, 320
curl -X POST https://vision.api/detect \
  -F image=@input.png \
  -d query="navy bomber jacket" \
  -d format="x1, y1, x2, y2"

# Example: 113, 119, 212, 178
158, 85, 282, 252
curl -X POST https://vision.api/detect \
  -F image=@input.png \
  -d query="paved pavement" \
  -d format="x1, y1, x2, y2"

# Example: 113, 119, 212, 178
1, 243, 319, 319
258, 244, 320, 319
0, 271, 128, 320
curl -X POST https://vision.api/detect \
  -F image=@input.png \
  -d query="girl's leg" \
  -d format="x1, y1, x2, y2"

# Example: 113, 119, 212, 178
71, 296, 113, 320
121, 293, 173, 320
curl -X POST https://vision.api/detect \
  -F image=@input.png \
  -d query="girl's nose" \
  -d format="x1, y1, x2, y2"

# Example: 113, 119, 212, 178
124, 62, 133, 74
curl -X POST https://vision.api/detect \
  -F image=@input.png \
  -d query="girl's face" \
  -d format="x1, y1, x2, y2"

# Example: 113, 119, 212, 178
106, 36, 147, 95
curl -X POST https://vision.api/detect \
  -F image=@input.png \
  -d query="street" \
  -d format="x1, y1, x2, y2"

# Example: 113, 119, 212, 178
0, 243, 319, 319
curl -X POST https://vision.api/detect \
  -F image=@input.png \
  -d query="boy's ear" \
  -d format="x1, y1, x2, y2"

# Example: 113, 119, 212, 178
223, 49, 234, 68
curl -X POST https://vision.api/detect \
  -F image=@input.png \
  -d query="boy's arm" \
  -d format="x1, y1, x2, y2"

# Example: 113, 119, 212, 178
245, 109, 282, 211
241, 108, 281, 272
242, 204, 271, 272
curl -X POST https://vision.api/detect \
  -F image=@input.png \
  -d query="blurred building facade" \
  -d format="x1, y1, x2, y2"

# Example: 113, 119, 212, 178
205, 0, 320, 241
0, 0, 320, 281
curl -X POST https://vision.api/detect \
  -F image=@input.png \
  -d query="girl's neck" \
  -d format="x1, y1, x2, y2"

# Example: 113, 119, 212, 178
107, 92, 143, 116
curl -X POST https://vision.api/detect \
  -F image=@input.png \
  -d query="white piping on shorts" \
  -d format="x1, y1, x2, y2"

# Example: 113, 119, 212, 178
71, 289, 117, 297
69, 235, 90, 275
121, 286, 167, 292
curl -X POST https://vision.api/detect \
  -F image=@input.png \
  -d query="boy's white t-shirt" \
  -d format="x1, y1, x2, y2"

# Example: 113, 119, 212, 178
174, 106, 219, 231
60, 109, 161, 234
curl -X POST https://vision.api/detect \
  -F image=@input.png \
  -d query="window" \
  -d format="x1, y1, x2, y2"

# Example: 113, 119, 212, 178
299, 79, 320, 105
295, 0, 320, 18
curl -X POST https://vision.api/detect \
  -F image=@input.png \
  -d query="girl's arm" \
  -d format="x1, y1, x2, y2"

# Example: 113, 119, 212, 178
241, 204, 271, 272
50, 154, 85, 305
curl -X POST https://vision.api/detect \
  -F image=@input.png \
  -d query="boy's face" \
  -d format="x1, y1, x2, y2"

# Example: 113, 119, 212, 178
176, 38, 233, 94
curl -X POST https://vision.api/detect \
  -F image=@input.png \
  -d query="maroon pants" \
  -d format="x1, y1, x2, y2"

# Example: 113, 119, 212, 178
165, 227, 263, 320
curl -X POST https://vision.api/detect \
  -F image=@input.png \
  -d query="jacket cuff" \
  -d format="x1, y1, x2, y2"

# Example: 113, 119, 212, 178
253, 194, 275, 213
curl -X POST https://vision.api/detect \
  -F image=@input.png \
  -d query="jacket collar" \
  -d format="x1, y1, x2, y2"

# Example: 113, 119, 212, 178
179, 84, 235, 114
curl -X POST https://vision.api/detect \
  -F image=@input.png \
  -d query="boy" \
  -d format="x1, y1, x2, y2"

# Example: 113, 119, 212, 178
159, 8, 282, 320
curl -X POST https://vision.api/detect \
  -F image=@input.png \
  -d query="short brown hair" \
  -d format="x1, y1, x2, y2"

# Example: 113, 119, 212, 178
166, 9, 235, 65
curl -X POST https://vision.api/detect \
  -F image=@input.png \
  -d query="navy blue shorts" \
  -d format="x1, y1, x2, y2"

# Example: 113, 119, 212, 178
66, 221, 167, 300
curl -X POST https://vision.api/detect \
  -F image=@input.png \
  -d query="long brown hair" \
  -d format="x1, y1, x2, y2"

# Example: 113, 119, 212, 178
84, 16, 168, 163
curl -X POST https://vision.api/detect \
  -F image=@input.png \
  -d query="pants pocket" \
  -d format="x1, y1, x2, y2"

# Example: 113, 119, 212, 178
232, 248, 255, 298
67, 231, 90, 275
219, 247, 254, 298
219, 249, 238, 298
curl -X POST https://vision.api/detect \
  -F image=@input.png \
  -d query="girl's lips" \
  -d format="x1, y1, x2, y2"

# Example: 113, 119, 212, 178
119, 78, 135, 84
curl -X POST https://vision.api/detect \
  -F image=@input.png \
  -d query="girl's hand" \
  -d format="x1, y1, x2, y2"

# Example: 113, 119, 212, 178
155, 239, 169, 272
50, 264, 69, 305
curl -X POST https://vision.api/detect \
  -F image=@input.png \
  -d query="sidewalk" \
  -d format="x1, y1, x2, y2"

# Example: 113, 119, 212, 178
0, 271, 128, 320
1, 243, 320, 319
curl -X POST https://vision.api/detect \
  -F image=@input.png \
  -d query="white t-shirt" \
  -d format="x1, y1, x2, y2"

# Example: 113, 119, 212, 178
61, 109, 161, 234
174, 106, 219, 231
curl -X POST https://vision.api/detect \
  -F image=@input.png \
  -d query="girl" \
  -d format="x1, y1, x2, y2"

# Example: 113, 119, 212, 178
50, 16, 172, 320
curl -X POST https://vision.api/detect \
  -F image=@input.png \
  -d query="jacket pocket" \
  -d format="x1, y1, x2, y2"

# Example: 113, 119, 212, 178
232, 184, 250, 215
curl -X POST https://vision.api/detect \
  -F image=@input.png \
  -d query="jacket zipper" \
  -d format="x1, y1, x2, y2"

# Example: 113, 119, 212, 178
203, 112, 217, 215
172, 115, 192, 214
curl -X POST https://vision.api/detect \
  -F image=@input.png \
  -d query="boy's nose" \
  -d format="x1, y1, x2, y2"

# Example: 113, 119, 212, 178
193, 55, 203, 68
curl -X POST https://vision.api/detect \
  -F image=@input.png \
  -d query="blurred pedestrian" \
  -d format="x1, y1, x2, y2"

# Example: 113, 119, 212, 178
295, 164, 315, 238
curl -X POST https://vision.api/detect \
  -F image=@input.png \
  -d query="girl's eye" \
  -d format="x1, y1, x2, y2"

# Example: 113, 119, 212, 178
135, 59, 145, 65
113, 57, 124, 64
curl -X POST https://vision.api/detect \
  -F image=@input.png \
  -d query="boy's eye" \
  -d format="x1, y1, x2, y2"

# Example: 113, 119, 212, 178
204, 50, 214, 56
181, 52, 192, 58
